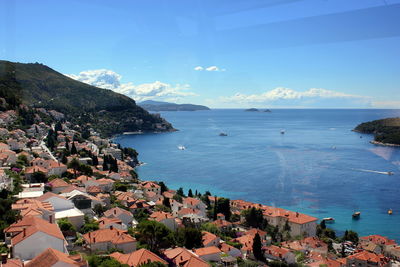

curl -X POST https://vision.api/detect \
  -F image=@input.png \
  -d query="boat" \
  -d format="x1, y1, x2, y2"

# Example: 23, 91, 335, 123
332, 146, 336, 150
322, 217, 335, 223
388, 209, 393, 215
280, 130, 285, 134
178, 145, 186, 150
352, 211, 361, 219
219, 132, 228, 136
387, 171, 394, 175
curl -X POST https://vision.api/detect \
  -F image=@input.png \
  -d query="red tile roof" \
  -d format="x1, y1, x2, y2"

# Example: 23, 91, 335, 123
164, 247, 209, 267
110, 248, 167, 266
25, 248, 81, 267
360, 235, 397, 246
202, 231, 219, 246
83, 228, 136, 245
194, 246, 221, 256
347, 251, 390, 265
49, 178, 69, 188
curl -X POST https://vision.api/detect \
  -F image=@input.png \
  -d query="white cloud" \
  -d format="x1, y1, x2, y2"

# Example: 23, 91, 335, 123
205, 66, 219, 71
194, 65, 225, 72
66, 69, 197, 102
219, 87, 371, 108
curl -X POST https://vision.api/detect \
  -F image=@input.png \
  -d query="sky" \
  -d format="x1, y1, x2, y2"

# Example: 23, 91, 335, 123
1, 0, 400, 108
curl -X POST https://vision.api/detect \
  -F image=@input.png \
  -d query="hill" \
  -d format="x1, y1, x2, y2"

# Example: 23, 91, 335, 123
354, 117, 400, 145
0, 60, 174, 136
139, 100, 210, 111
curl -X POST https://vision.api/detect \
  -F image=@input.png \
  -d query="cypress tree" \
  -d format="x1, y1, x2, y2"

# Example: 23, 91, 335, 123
252, 233, 264, 262
71, 142, 77, 154
188, 189, 193, 197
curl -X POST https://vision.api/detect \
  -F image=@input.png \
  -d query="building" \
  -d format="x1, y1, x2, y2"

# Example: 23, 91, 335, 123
263, 245, 296, 264
25, 248, 88, 267
194, 246, 222, 262
163, 247, 210, 267
9, 217, 68, 261
346, 251, 391, 267
110, 248, 167, 267
202, 231, 220, 247
104, 207, 134, 228
149, 211, 177, 231
83, 227, 137, 253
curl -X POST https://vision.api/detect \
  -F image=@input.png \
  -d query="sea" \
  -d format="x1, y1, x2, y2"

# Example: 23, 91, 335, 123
114, 109, 400, 241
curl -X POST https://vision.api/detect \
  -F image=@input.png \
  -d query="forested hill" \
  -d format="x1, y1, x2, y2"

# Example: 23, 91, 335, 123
354, 117, 400, 145
139, 100, 210, 111
0, 60, 174, 136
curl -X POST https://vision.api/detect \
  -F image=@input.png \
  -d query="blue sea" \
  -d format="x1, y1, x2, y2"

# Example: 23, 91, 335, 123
114, 109, 400, 241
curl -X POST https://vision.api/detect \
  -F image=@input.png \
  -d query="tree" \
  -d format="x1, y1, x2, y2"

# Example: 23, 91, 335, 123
17, 154, 28, 166
92, 155, 99, 166
31, 171, 47, 183
61, 154, 68, 164
188, 189, 193, 197
159, 181, 168, 193
216, 197, 231, 221
343, 230, 359, 244
93, 203, 106, 216
135, 220, 174, 252
176, 227, 202, 249
213, 196, 218, 221
67, 158, 80, 178
70, 142, 77, 154
242, 207, 266, 229
81, 216, 99, 234
57, 218, 76, 232
162, 197, 171, 208
55, 121, 63, 132
176, 187, 185, 197
252, 233, 265, 262
65, 138, 70, 151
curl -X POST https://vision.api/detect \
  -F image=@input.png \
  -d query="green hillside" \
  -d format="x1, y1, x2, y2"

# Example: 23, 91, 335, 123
354, 117, 400, 145
0, 60, 173, 136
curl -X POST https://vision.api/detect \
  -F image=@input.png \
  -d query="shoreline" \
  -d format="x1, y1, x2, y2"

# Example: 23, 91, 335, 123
370, 140, 400, 147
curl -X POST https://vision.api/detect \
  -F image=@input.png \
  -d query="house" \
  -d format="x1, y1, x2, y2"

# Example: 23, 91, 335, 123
25, 248, 88, 267
110, 248, 168, 267
37, 192, 85, 229
202, 231, 220, 247
194, 246, 222, 262
281, 237, 328, 255
305, 252, 342, 267
84, 178, 114, 192
48, 178, 70, 194
11, 198, 54, 223
104, 207, 135, 228
219, 242, 242, 258
140, 181, 161, 195
0, 149, 17, 166
183, 197, 207, 216
163, 247, 210, 267
9, 217, 68, 261
98, 216, 126, 230
261, 206, 318, 237
360, 235, 397, 254
83, 227, 137, 253
263, 245, 296, 264
149, 211, 177, 231
346, 251, 391, 267
24, 166, 49, 181
0, 169, 11, 190
47, 161, 67, 176
211, 219, 232, 230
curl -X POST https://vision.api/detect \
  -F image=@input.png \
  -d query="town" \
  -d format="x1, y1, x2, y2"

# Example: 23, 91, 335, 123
0, 107, 399, 267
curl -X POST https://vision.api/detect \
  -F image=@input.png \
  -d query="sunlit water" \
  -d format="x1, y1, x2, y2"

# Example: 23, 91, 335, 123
114, 109, 400, 241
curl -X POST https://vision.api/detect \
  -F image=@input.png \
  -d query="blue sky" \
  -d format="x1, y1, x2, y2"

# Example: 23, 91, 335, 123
1, 0, 400, 108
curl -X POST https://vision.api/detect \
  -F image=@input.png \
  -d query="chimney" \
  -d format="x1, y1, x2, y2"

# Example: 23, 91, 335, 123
49, 216, 53, 224
23, 228, 26, 237
93, 237, 96, 243
296, 212, 299, 217
1, 253, 7, 264
110, 225, 113, 230
114, 209, 116, 215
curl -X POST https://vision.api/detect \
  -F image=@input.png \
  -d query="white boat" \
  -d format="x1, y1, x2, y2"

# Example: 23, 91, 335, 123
323, 217, 335, 223
219, 132, 228, 136
178, 145, 186, 150
280, 130, 285, 134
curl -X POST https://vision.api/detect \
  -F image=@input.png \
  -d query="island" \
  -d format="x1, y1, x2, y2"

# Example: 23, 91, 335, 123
139, 100, 210, 111
354, 117, 400, 146
245, 108, 271, 112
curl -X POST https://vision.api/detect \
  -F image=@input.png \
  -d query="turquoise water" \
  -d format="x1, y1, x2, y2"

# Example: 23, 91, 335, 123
114, 109, 400, 241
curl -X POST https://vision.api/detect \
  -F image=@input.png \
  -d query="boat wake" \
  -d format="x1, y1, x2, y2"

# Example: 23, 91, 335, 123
351, 168, 394, 175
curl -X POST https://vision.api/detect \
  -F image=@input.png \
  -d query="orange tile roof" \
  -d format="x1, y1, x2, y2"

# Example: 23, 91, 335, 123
347, 251, 390, 265
48, 178, 69, 188
202, 231, 219, 246
211, 219, 232, 228
149, 211, 174, 222
360, 235, 397, 246
98, 217, 123, 229
263, 245, 291, 258
0, 258, 23, 267
12, 198, 54, 212
11, 217, 64, 245
25, 166, 48, 174
194, 246, 221, 256
25, 248, 79, 267
110, 248, 167, 266
183, 197, 201, 206
83, 228, 136, 245
37, 192, 68, 201
104, 207, 133, 218
141, 181, 160, 189
178, 208, 201, 216
164, 247, 209, 267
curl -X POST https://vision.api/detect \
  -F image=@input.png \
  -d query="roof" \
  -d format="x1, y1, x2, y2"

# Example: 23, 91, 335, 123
49, 178, 69, 188
183, 197, 201, 206
110, 248, 167, 266
164, 247, 209, 267
194, 246, 221, 256
11, 217, 65, 245
263, 245, 291, 258
98, 216, 123, 228
140, 181, 160, 189
202, 231, 219, 246
149, 211, 174, 222
25, 166, 48, 174
12, 198, 54, 212
37, 191, 68, 201
83, 228, 136, 245
25, 248, 79, 267
0, 258, 23, 267
104, 207, 133, 218
347, 251, 390, 265
361, 235, 397, 246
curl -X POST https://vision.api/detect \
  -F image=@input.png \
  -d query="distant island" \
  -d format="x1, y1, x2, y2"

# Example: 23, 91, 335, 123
354, 117, 400, 146
139, 100, 210, 111
245, 108, 271, 112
